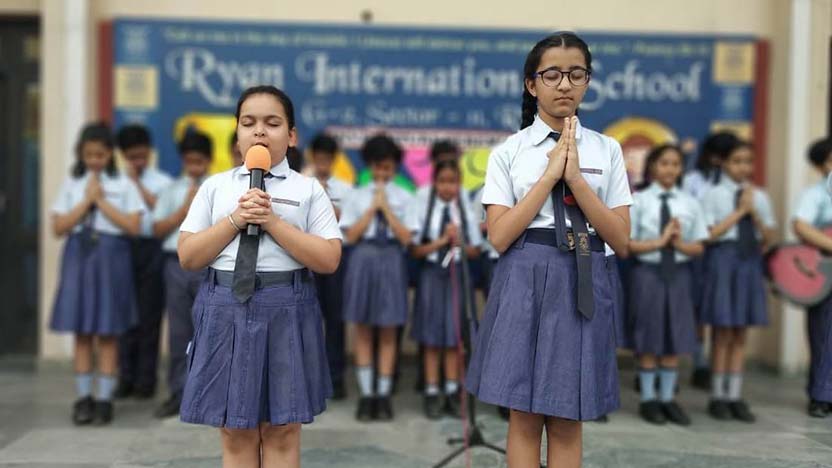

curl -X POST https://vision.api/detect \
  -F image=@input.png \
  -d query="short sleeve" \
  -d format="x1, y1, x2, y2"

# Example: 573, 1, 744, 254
480, 145, 515, 208
123, 179, 147, 214
756, 190, 777, 229
463, 199, 484, 247
629, 194, 643, 239
307, 179, 343, 240
402, 191, 422, 234
180, 179, 214, 233
339, 189, 363, 229
152, 186, 176, 223
51, 178, 75, 215
793, 188, 820, 225
604, 138, 633, 209
687, 198, 709, 242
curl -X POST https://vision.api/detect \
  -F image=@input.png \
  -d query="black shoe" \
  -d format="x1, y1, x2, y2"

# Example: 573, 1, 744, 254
639, 401, 667, 425
153, 396, 182, 419
728, 400, 756, 423
691, 368, 711, 391
113, 380, 133, 399
356, 397, 374, 422
808, 400, 831, 418
662, 401, 691, 426
423, 394, 442, 420
593, 414, 609, 423
708, 399, 732, 420
93, 400, 114, 425
498, 406, 510, 421
72, 396, 95, 425
133, 386, 156, 400
375, 396, 393, 421
444, 392, 462, 419
331, 381, 347, 401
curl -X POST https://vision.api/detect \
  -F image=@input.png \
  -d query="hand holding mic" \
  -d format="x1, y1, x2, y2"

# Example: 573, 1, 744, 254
244, 145, 272, 236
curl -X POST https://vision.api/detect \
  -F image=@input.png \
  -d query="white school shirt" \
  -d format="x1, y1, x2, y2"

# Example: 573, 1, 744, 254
480, 114, 633, 256
682, 169, 720, 200
127, 167, 173, 238
51, 172, 145, 236
630, 182, 709, 264
180, 158, 342, 272
414, 191, 483, 264
322, 176, 353, 211
153, 176, 198, 253
793, 181, 832, 228
701, 176, 776, 242
472, 187, 499, 260
339, 181, 420, 243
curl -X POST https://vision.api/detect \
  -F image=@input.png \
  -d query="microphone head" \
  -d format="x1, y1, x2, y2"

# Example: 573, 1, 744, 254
245, 145, 271, 171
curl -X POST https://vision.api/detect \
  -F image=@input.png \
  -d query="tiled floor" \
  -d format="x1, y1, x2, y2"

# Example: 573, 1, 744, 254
0, 360, 830, 467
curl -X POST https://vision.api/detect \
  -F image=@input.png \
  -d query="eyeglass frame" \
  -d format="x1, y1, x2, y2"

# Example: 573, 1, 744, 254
533, 66, 592, 88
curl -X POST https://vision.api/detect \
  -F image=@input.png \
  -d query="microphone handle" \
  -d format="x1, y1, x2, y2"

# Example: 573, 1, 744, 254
247, 169, 265, 236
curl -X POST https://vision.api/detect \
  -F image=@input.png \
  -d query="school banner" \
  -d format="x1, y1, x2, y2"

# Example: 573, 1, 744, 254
108, 19, 762, 190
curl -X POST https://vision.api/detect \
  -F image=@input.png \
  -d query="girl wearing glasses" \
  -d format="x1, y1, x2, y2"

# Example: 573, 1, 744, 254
465, 32, 632, 467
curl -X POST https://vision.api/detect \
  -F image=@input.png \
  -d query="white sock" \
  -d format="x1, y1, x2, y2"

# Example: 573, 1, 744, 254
727, 373, 743, 401
712, 373, 726, 400
377, 376, 393, 397
356, 366, 374, 397
444, 380, 459, 395
425, 384, 440, 396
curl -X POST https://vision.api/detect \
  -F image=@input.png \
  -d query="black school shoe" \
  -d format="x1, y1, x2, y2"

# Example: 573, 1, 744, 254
808, 400, 831, 418
113, 380, 133, 399
728, 400, 756, 423
444, 392, 462, 419
72, 396, 95, 425
662, 401, 691, 426
94, 400, 114, 425
423, 395, 442, 420
154, 395, 182, 419
708, 399, 732, 420
639, 401, 667, 425
132, 386, 156, 400
356, 397, 374, 422
375, 396, 393, 421
691, 368, 711, 391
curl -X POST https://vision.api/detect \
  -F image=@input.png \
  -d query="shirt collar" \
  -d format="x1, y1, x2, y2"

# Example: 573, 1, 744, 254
648, 181, 679, 196
718, 175, 742, 192
529, 114, 584, 146
238, 157, 290, 179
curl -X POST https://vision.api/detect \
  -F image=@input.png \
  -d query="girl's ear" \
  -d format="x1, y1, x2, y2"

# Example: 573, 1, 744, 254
525, 77, 537, 98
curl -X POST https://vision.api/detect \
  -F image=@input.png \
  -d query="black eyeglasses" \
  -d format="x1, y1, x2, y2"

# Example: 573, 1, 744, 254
534, 67, 591, 88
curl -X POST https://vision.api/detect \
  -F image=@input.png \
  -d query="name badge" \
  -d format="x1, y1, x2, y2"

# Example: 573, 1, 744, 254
581, 168, 603, 175
271, 197, 300, 207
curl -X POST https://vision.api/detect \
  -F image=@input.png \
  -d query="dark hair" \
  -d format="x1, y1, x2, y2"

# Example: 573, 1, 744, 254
230, 130, 238, 147
309, 133, 339, 157
72, 122, 116, 178
432, 159, 461, 182
808, 138, 832, 167
723, 139, 754, 161
429, 140, 460, 163
116, 124, 152, 150
235, 85, 296, 129
695, 131, 738, 177
637, 144, 684, 190
286, 146, 304, 172
361, 134, 403, 166
178, 129, 213, 160
521, 32, 593, 130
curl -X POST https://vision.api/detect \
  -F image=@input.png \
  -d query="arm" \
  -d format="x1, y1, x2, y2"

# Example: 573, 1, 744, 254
381, 204, 413, 247
53, 198, 95, 237
154, 186, 197, 239
177, 217, 240, 271
344, 207, 375, 245
410, 235, 450, 259
567, 178, 631, 257
96, 197, 141, 236
135, 181, 159, 209
707, 208, 746, 241
794, 219, 832, 252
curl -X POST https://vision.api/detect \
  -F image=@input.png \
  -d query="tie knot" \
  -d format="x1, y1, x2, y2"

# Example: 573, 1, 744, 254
549, 132, 561, 142
660, 193, 671, 201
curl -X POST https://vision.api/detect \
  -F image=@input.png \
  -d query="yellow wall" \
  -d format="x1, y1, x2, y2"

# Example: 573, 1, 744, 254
24, 0, 829, 370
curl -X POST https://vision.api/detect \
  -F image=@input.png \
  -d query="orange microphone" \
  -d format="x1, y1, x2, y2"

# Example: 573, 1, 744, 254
244, 145, 271, 236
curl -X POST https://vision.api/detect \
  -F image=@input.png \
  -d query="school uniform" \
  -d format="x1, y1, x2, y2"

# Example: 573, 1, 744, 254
340, 182, 419, 327
50, 172, 145, 335
118, 167, 173, 393
465, 115, 633, 421
682, 169, 721, 200
315, 176, 353, 388
628, 183, 708, 356
152, 177, 208, 401
178, 158, 341, 429
700, 177, 776, 327
410, 192, 482, 348
794, 181, 832, 403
